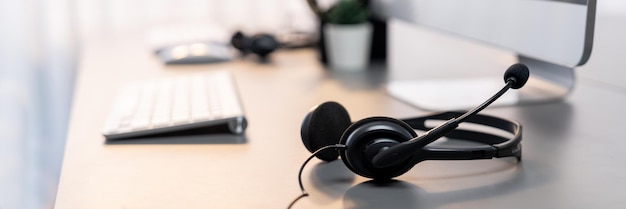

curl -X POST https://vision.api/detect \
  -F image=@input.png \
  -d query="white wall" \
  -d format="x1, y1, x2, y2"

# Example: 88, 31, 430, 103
0, 0, 77, 208
75, 0, 317, 39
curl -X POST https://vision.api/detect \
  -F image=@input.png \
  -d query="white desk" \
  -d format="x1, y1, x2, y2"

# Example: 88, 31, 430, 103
56, 10, 626, 208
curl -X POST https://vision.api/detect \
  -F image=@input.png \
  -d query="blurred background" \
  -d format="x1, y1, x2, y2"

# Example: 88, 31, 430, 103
0, 0, 317, 208
1, 0, 626, 209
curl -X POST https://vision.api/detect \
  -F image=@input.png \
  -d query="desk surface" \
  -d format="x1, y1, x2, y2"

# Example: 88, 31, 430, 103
56, 13, 626, 209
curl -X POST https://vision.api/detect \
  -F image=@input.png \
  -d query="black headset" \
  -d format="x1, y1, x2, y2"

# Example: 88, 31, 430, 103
299, 63, 528, 180
300, 101, 522, 180
230, 31, 279, 59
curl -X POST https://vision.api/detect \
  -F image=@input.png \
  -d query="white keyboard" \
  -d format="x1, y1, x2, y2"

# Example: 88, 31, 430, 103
102, 71, 247, 140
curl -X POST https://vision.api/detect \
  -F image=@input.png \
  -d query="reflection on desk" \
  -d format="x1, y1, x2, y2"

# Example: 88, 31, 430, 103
301, 158, 523, 209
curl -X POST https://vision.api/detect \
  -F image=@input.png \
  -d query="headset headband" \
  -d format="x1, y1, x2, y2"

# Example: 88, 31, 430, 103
402, 111, 522, 162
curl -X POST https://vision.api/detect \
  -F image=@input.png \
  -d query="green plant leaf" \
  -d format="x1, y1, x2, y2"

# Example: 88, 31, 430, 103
325, 0, 368, 24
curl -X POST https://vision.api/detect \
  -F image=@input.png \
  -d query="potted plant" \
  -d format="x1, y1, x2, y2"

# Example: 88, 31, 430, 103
308, 0, 371, 71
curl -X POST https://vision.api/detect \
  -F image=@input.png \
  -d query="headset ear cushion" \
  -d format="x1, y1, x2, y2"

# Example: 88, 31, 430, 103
339, 117, 417, 179
301, 102, 351, 161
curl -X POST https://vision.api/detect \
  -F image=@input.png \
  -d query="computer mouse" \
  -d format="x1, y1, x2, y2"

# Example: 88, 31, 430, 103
156, 42, 233, 64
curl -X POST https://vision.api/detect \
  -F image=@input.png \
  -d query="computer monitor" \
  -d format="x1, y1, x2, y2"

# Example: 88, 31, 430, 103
372, 0, 596, 110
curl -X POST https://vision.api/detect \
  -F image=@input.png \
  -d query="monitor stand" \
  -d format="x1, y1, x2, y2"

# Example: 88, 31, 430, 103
386, 56, 575, 110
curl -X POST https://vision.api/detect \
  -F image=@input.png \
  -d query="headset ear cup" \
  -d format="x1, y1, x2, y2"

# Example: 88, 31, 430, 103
249, 34, 278, 57
340, 117, 417, 179
230, 31, 249, 54
301, 102, 352, 161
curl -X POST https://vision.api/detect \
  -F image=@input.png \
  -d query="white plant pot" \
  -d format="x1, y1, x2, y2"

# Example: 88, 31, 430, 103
324, 23, 373, 72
